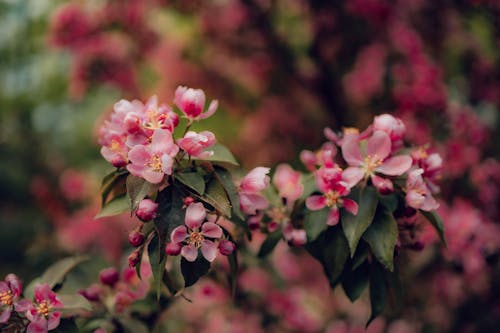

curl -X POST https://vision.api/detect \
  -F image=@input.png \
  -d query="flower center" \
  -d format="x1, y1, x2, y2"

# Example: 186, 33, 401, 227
363, 154, 383, 175
36, 300, 52, 317
148, 154, 162, 172
187, 231, 204, 248
0, 291, 13, 306
268, 207, 288, 223
324, 190, 341, 208
110, 139, 121, 152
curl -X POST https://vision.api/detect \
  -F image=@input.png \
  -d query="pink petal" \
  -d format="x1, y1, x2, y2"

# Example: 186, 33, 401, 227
128, 145, 150, 165
421, 196, 440, 211
199, 100, 218, 119
240, 167, 270, 193
326, 208, 340, 226
171, 226, 188, 243
141, 169, 164, 184
0, 308, 11, 323
201, 240, 218, 262
377, 155, 413, 176
371, 174, 394, 194
27, 318, 48, 333
366, 131, 391, 160
201, 222, 223, 239
341, 137, 364, 166
333, 181, 350, 196
185, 202, 206, 229
166, 242, 182, 256
406, 190, 425, 209
15, 299, 32, 312
47, 312, 61, 330
181, 244, 198, 262
305, 195, 326, 211
161, 155, 174, 175
151, 129, 173, 153
341, 167, 365, 188
239, 193, 269, 215
342, 198, 359, 215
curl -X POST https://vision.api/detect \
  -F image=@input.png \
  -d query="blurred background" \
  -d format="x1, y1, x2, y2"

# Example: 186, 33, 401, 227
1, 0, 500, 332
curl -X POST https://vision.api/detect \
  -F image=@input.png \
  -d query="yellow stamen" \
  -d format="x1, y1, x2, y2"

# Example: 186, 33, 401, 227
363, 154, 383, 175
36, 300, 51, 317
110, 139, 121, 152
0, 291, 13, 306
187, 231, 204, 248
147, 154, 162, 172
324, 190, 341, 208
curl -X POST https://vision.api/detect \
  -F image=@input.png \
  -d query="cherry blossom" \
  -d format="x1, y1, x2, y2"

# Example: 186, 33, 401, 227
239, 167, 270, 215
0, 274, 22, 324
177, 131, 217, 158
405, 169, 439, 211
174, 86, 218, 121
22, 284, 63, 333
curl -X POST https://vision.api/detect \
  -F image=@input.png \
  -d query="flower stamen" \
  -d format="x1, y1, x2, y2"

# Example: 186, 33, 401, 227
0, 291, 13, 306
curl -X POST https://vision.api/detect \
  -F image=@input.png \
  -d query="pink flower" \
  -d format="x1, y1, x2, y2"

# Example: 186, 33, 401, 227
142, 95, 179, 132
136, 199, 158, 221
239, 167, 270, 215
273, 164, 303, 205
23, 284, 63, 333
405, 169, 439, 211
283, 223, 307, 246
177, 131, 217, 158
306, 166, 359, 226
342, 130, 412, 191
127, 129, 179, 184
373, 114, 406, 148
170, 203, 224, 262
100, 134, 129, 167
0, 274, 22, 324
174, 86, 218, 121
411, 147, 442, 193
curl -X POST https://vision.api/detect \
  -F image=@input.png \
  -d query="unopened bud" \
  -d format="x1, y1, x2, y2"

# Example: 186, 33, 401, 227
136, 199, 158, 221
218, 240, 236, 256
166, 242, 182, 256
128, 250, 140, 268
128, 230, 145, 247
99, 267, 120, 286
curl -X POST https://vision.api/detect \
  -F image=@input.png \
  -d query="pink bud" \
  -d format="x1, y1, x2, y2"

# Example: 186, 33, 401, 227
99, 267, 120, 286
5, 274, 22, 297
184, 196, 195, 206
128, 230, 145, 247
79, 284, 102, 302
136, 199, 158, 221
128, 251, 140, 268
218, 240, 236, 256
267, 221, 280, 233
165, 242, 182, 256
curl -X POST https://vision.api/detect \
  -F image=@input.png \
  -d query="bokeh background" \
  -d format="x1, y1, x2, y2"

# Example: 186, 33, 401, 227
1, 0, 500, 332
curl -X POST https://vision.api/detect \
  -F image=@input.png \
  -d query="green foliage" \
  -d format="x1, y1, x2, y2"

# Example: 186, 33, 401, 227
148, 231, 167, 300
304, 207, 329, 242
180, 256, 211, 287
421, 210, 446, 245
127, 174, 160, 212
95, 194, 130, 218
363, 206, 398, 271
258, 230, 283, 258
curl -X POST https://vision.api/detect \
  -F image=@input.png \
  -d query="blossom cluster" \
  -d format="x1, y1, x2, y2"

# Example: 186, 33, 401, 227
0, 275, 63, 333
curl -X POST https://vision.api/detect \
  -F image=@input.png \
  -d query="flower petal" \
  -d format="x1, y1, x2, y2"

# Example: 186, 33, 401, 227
342, 167, 365, 188
366, 131, 391, 160
305, 195, 326, 211
171, 226, 188, 243
0, 308, 11, 323
181, 244, 198, 262
341, 137, 364, 166
201, 240, 218, 262
199, 100, 218, 119
47, 312, 61, 330
185, 202, 206, 229
377, 155, 412, 176
27, 317, 47, 333
371, 174, 394, 194
342, 198, 359, 215
240, 167, 270, 193
326, 208, 340, 226
128, 145, 150, 165
201, 222, 223, 239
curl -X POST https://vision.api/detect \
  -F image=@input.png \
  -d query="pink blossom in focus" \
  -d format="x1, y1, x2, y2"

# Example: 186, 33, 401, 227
127, 129, 179, 184
136, 198, 158, 221
373, 114, 406, 149
22, 284, 63, 333
174, 86, 218, 121
177, 131, 217, 158
239, 167, 270, 215
0, 274, 22, 324
342, 130, 412, 191
170, 203, 225, 262
405, 169, 439, 211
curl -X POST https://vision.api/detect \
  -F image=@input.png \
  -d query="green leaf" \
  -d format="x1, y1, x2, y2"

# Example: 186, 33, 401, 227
300, 174, 317, 200
214, 166, 245, 221
342, 261, 369, 302
181, 256, 211, 287
95, 195, 130, 218
154, 187, 185, 242
363, 206, 398, 271
367, 262, 388, 328
420, 210, 446, 245
126, 175, 159, 212
352, 241, 369, 271
228, 249, 238, 297
322, 226, 350, 287
175, 171, 206, 195
148, 231, 166, 300
101, 169, 128, 205
378, 193, 399, 213
341, 186, 378, 257
40, 256, 89, 289
257, 230, 282, 258
304, 208, 329, 242
200, 178, 232, 218
196, 143, 239, 166
118, 317, 149, 333
59, 294, 92, 312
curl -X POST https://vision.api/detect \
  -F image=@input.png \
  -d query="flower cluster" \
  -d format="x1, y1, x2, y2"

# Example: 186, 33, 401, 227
0, 274, 63, 333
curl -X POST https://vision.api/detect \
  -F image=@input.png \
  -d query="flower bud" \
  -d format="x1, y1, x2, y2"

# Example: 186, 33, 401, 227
99, 267, 120, 286
128, 230, 145, 247
165, 242, 182, 256
218, 240, 236, 256
5, 273, 22, 297
128, 250, 140, 268
135, 199, 158, 221
184, 196, 195, 207
79, 284, 102, 302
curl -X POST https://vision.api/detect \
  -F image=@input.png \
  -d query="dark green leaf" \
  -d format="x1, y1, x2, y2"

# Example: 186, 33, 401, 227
367, 262, 387, 327
40, 256, 89, 289
196, 143, 239, 166
228, 249, 238, 297
95, 195, 130, 218
341, 186, 378, 257
257, 230, 282, 258
300, 174, 317, 200
126, 175, 159, 212
420, 210, 446, 245
342, 261, 369, 302
181, 256, 211, 287
304, 208, 329, 242
378, 193, 399, 213
175, 172, 206, 195
363, 206, 398, 271
148, 232, 166, 299
214, 166, 245, 221
154, 187, 185, 241
101, 169, 128, 205
118, 317, 149, 333
352, 241, 369, 271
200, 178, 232, 217
322, 226, 350, 287
59, 294, 92, 312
